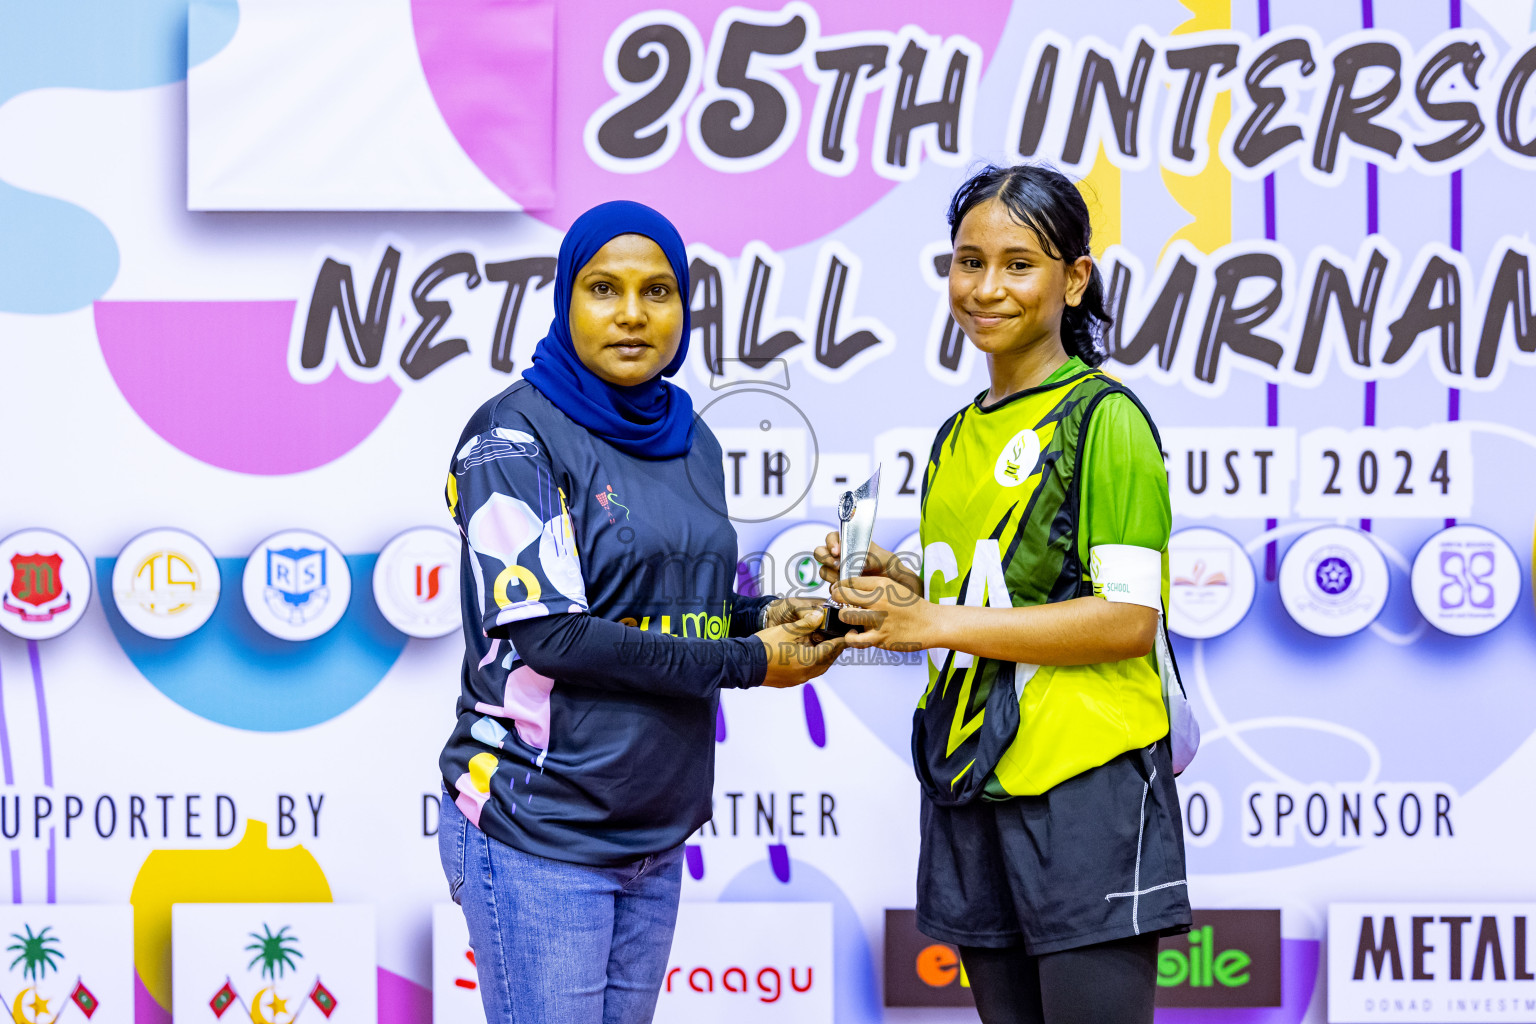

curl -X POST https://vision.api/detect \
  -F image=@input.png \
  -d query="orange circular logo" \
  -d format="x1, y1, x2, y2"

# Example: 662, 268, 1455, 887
915, 944, 959, 987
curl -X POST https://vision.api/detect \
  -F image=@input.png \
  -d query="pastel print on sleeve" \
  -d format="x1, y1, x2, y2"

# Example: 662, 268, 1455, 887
455, 425, 588, 632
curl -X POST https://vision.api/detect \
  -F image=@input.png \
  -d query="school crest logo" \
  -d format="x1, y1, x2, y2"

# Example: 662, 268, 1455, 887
372, 527, 461, 639
241, 531, 352, 641
0, 530, 91, 640
1409, 524, 1521, 637
173, 906, 374, 1024
1278, 526, 1389, 637
1168, 528, 1256, 640
111, 529, 222, 639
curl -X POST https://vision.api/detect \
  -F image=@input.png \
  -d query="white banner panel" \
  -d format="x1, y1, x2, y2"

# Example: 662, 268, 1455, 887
1329, 903, 1536, 1022
172, 905, 376, 1024
656, 903, 832, 1023
429, 905, 479, 1024
187, 0, 554, 211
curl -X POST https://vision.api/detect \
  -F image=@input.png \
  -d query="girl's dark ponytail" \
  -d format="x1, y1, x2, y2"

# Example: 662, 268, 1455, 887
946, 163, 1114, 367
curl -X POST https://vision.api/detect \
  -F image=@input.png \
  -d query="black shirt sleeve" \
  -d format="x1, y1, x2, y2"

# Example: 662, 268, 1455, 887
502, 612, 768, 698
727, 593, 777, 637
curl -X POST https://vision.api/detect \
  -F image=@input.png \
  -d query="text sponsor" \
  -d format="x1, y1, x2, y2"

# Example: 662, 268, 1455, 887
657, 903, 832, 1022
1158, 910, 1282, 1008
1244, 784, 1455, 847
1329, 904, 1536, 1022
0, 792, 325, 843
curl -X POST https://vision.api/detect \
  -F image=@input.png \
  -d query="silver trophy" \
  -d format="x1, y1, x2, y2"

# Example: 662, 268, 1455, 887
817, 465, 881, 640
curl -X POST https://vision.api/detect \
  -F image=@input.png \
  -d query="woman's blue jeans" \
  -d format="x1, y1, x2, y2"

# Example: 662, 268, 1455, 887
438, 790, 684, 1024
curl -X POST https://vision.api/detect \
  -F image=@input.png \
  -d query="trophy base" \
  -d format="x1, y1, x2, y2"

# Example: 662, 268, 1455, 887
810, 603, 861, 644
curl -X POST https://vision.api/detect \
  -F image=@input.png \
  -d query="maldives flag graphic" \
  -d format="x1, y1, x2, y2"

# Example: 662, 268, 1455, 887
208, 981, 238, 1018
308, 981, 337, 1019
70, 981, 100, 1019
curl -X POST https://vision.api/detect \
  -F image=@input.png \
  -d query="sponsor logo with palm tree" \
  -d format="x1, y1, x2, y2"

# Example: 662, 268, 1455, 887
208, 926, 338, 1024
3, 927, 99, 1024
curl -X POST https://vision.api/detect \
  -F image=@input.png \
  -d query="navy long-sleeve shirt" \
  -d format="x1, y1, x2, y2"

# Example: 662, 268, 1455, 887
439, 380, 773, 866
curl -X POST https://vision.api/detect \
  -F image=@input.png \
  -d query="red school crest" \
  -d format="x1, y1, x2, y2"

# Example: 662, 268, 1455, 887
9, 552, 63, 606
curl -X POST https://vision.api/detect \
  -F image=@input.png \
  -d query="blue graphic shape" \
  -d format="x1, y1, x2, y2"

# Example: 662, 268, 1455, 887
189, 0, 241, 68
0, 183, 119, 315
720, 858, 882, 1023
98, 555, 407, 732
0, 0, 240, 313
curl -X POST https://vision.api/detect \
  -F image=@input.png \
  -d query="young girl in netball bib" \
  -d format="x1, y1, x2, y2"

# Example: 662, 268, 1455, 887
818, 164, 1194, 1024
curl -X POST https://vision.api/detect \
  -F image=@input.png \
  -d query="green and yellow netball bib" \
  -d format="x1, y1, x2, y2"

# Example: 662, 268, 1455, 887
916, 360, 1174, 805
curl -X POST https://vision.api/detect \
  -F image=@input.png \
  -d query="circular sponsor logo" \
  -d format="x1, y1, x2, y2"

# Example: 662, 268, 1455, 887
759, 522, 837, 601
1168, 527, 1256, 639
111, 528, 221, 639
241, 530, 351, 641
373, 527, 463, 639
1410, 524, 1522, 636
1278, 526, 1389, 637
0, 528, 91, 640
993, 428, 1041, 488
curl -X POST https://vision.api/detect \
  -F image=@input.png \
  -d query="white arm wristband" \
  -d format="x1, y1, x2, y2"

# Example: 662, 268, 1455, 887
1089, 544, 1163, 611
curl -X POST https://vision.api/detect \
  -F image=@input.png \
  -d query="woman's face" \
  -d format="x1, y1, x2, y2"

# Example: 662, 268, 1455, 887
569, 233, 684, 387
948, 198, 1090, 359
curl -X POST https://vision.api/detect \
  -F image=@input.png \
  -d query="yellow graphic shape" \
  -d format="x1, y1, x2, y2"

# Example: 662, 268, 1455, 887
129, 820, 332, 1011
446, 473, 459, 516
493, 564, 541, 607
1076, 145, 1121, 256
250, 987, 294, 1024
1161, 0, 1233, 257
468, 751, 500, 793
12, 988, 57, 1024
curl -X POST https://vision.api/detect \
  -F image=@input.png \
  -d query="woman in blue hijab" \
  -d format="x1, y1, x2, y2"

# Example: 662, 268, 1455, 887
437, 201, 843, 1024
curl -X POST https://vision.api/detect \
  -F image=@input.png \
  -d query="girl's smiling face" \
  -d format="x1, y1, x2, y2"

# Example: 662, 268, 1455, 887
948, 198, 1091, 360
568, 233, 684, 387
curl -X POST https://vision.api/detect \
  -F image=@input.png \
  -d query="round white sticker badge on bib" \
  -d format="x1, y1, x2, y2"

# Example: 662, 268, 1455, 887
994, 428, 1041, 488
1278, 526, 1389, 637
112, 528, 221, 639
1168, 527, 1256, 639
242, 530, 351, 641
373, 527, 463, 639
1410, 524, 1521, 636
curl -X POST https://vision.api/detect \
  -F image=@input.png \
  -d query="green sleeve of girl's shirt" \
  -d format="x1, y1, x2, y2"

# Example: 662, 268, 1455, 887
1080, 392, 1172, 554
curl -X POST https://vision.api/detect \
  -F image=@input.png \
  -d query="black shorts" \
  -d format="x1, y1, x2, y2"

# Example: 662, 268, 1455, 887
916, 740, 1192, 956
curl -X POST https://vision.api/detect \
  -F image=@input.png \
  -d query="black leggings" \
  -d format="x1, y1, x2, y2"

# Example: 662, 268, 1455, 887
958, 934, 1160, 1024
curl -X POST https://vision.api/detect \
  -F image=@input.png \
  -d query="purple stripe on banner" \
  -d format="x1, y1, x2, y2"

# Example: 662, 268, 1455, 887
1366, 164, 1379, 235
1264, 124, 1279, 579
1258, 0, 1270, 35
9, 850, 18, 904
1446, 0, 1461, 524
46, 827, 55, 903
0, 656, 13, 786
1361, 0, 1378, 535
1264, 176, 1277, 240
1451, 170, 1462, 251
27, 640, 52, 788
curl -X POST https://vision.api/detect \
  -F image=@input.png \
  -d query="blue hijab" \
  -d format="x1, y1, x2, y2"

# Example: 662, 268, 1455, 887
522, 201, 695, 459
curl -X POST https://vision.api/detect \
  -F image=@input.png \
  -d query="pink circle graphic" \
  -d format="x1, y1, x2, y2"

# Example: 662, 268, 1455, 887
411, 0, 1007, 252
95, 300, 400, 475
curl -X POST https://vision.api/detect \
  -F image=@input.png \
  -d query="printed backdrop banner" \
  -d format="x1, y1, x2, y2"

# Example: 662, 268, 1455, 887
1, 1, 1535, 1022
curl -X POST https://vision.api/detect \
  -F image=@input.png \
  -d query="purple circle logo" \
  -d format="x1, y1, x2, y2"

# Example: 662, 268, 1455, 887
1314, 556, 1353, 596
